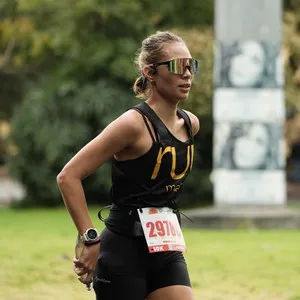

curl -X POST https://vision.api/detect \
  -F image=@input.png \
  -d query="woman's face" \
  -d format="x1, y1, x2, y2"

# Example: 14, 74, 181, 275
233, 124, 269, 169
229, 41, 265, 87
151, 42, 193, 102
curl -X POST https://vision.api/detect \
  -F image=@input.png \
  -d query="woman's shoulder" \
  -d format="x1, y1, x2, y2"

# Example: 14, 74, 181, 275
182, 110, 200, 136
112, 108, 147, 135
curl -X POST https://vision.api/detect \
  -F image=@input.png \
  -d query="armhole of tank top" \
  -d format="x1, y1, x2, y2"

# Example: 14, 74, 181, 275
177, 109, 193, 139
131, 108, 157, 142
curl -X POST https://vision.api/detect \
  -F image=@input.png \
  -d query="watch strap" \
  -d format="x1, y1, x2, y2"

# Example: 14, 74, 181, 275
84, 238, 101, 246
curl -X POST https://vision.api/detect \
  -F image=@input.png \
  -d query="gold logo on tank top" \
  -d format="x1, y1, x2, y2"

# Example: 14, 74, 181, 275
151, 144, 194, 180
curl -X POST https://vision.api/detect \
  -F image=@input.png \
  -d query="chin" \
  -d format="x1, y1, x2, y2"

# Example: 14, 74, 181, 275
178, 97, 188, 102
177, 93, 190, 101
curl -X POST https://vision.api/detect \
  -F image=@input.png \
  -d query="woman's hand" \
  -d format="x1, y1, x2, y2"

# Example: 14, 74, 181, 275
73, 242, 101, 284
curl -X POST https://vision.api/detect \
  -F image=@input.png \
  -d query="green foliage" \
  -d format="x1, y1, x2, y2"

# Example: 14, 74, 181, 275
0, 72, 23, 120
4, 0, 215, 207
1, 0, 214, 83
283, 11, 300, 112
5, 0, 300, 208
284, 0, 300, 10
4, 0, 300, 208
8, 80, 138, 206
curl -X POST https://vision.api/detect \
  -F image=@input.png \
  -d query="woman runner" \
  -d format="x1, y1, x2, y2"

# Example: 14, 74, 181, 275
57, 31, 200, 300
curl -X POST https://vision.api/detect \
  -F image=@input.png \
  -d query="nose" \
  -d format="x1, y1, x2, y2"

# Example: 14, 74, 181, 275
182, 67, 192, 78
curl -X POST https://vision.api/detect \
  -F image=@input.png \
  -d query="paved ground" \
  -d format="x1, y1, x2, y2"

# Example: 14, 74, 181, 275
181, 204, 300, 229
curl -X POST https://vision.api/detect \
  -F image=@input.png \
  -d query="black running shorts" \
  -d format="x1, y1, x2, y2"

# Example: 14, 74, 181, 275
93, 227, 191, 300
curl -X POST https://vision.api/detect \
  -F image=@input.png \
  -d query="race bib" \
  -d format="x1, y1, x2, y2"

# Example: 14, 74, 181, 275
137, 207, 186, 253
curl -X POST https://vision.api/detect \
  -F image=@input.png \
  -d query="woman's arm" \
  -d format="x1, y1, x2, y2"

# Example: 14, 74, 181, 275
56, 110, 144, 234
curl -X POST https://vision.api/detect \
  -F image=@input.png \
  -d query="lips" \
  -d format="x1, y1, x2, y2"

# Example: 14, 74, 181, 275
178, 83, 191, 88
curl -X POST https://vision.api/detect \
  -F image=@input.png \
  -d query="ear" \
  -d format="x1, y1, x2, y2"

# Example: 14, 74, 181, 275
142, 65, 156, 81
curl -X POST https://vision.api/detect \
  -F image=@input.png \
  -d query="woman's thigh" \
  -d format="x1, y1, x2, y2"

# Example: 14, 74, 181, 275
93, 228, 148, 300
148, 251, 191, 288
93, 273, 147, 300
146, 285, 194, 300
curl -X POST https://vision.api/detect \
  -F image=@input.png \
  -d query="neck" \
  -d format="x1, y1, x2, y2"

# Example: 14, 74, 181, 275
146, 96, 179, 124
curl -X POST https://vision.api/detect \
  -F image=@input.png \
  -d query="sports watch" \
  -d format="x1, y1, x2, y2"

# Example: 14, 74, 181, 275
80, 228, 101, 246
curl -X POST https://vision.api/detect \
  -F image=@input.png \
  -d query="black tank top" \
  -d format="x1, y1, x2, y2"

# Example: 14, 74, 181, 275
110, 102, 194, 209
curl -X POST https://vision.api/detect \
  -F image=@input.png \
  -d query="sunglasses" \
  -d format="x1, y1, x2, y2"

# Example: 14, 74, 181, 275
149, 58, 199, 75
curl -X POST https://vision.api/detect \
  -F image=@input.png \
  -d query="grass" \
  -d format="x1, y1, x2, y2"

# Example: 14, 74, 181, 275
0, 207, 300, 300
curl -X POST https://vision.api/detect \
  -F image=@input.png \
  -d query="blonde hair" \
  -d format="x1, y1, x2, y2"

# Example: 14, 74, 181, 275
133, 31, 184, 99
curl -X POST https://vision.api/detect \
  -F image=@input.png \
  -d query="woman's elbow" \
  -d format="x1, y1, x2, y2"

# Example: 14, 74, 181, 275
57, 168, 81, 188
56, 169, 70, 187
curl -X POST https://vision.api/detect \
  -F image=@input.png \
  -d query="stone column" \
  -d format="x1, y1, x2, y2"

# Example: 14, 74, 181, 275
213, 0, 286, 206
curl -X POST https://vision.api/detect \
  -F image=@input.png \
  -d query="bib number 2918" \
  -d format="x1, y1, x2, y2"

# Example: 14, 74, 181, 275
138, 207, 186, 253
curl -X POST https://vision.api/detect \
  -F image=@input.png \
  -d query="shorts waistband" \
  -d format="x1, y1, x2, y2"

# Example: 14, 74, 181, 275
98, 204, 184, 238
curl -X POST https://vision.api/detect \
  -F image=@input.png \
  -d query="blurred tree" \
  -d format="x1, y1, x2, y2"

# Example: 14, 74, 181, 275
0, 0, 21, 120
9, 80, 138, 206
4, 0, 300, 207
283, 7, 300, 111
6, 0, 214, 206
284, 0, 300, 10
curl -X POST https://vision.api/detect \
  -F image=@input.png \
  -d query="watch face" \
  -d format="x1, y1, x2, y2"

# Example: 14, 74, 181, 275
87, 229, 98, 240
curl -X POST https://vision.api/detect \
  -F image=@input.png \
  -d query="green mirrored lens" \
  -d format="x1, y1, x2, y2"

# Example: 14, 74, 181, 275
168, 58, 198, 74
